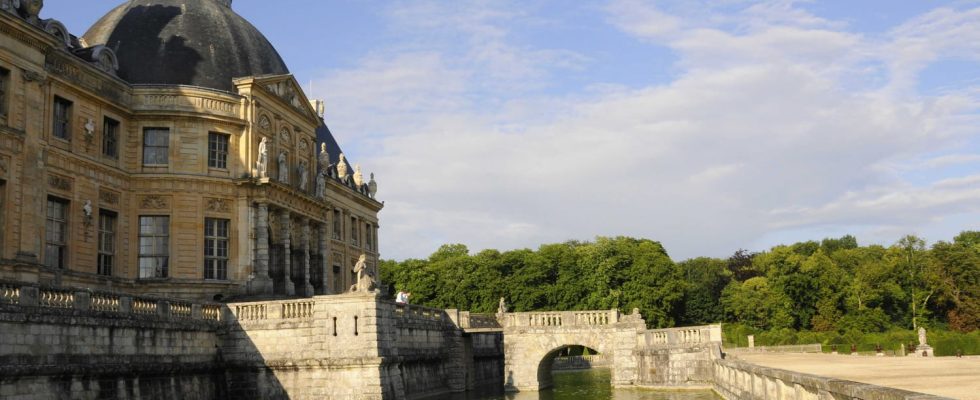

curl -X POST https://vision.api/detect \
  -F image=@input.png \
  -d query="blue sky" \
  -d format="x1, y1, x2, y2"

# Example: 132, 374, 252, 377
45, 1, 980, 260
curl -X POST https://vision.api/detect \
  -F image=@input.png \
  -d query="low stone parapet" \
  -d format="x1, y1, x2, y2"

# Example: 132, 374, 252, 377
712, 358, 952, 400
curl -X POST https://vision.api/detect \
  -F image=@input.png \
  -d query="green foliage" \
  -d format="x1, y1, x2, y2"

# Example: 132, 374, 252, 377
382, 232, 979, 337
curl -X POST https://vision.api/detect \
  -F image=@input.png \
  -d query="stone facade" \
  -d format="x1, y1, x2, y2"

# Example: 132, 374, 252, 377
0, 2, 382, 302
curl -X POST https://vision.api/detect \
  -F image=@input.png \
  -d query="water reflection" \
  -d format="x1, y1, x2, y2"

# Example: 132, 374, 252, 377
435, 369, 719, 400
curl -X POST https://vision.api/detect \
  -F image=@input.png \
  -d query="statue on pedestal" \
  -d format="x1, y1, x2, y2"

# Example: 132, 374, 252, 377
337, 153, 348, 179
256, 137, 269, 178
315, 172, 326, 199
368, 173, 378, 198
318, 143, 330, 172
354, 164, 364, 187
298, 160, 309, 191
277, 151, 288, 182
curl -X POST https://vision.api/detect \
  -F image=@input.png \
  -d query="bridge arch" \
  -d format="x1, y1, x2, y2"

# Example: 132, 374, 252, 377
501, 310, 646, 392
536, 345, 602, 389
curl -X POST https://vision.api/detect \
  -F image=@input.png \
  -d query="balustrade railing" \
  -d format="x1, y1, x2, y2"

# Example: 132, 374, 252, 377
282, 300, 314, 319
234, 303, 268, 321
642, 324, 722, 348
0, 282, 19, 305
90, 292, 121, 312
171, 301, 193, 319
0, 280, 223, 323
393, 302, 445, 323
500, 309, 621, 328
39, 287, 74, 308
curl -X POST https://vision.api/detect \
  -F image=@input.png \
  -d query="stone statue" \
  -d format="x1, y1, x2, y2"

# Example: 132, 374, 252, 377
298, 160, 309, 191
918, 327, 927, 346
337, 153, 348, 179
256, 137, 269, 178
353, 253, 367, 282
353, 164, 364, 187
15, 0, 43, 23
349, 254, 375, 293
315, 172, 326, 199
277, 151, 288, 182
497, 297, 507, 315
368, 173, 377, 198
318, 143, 330, 172
82, 200, 92, 219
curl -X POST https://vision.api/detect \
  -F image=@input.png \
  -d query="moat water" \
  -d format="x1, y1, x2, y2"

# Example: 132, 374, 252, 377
434, 369, 721, 400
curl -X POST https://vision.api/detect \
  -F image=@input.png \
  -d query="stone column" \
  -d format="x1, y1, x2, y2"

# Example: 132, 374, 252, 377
253, 203, 273, 294
318, 223, 329, 295
280, 210, 294, 296
298, 218, 313, 296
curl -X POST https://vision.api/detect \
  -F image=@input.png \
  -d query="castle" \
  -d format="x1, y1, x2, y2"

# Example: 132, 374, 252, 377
0, 0, 382, 301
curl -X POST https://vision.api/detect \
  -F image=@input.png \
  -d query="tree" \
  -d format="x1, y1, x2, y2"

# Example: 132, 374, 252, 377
727, 249, 759, 281
896, 235, 929, 330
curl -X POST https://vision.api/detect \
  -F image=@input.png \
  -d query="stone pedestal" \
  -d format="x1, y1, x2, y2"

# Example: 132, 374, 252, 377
912, 344, 934, 357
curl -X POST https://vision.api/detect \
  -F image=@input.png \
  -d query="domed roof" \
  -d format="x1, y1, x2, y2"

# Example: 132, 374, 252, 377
82, 0, 289, 92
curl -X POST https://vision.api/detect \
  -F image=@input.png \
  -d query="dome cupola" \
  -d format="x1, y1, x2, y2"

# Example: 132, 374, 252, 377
82, 0, 288, 92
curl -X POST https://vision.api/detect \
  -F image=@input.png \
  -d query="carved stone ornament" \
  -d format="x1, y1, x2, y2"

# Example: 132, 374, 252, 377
83, 118, 95, 147
368, 173, 377, 198
298, 139, 308, 154
353, 164, 364, 187
99, 189, 120, 205
206, 198, 231, 213
279, 127, 291, 144
140, 195, 169, 210
48, 175, 71, 191
336, 153, 348, 179
258, 115, 271, 131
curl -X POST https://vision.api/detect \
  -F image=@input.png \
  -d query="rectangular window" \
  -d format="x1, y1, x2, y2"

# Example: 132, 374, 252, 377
208, 132, 229, 169
98, 210, 116, 276
138, 216, 169, 278
102, 117, 119, 159
332, 210, 341, 240
0, 67, 9, 118
351, 217, 359, 246
142, 128, 169, 165
53, 96, 72, 140
45, 197, 69, 269
204, 218, 229, 280
365, 223, 373, 251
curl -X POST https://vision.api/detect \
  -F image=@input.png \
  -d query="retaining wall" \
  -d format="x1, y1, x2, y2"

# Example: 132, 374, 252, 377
0, 282, 223, 400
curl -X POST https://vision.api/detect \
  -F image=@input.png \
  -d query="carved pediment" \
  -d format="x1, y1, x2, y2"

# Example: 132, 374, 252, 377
255, 75, 319, 122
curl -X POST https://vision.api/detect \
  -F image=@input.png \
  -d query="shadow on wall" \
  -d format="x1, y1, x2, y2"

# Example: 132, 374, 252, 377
219, 317, 288, 399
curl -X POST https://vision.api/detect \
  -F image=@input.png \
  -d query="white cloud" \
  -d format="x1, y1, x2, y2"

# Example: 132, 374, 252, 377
313, 1, 980, 260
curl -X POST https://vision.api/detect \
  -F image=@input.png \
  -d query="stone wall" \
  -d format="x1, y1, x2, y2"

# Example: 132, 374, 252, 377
0, 282, 224, 400
712, 359, 951, 400
633, 325, 723, 388
223, 293, 478, 400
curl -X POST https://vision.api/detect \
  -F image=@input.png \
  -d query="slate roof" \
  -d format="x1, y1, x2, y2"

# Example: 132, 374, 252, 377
81, 0, 289, 92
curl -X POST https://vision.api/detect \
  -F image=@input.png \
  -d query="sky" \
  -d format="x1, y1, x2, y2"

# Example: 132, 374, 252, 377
45, 0, 980, 261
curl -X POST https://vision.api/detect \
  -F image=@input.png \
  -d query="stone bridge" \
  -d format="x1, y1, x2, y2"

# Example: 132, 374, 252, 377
453, 308, 723, 392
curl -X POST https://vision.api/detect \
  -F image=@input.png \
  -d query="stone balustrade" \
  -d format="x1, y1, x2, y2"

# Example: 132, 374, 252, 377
500, 309, 620, 328
0, 279, 222, 322
393, 302, 446, 323
642, 324, 722, 348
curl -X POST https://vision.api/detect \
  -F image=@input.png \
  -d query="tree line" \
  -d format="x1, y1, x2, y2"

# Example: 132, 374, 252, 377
380, 232, 980, 333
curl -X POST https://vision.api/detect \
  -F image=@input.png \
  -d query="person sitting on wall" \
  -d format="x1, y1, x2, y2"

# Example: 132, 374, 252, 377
395, 291, 411, 304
